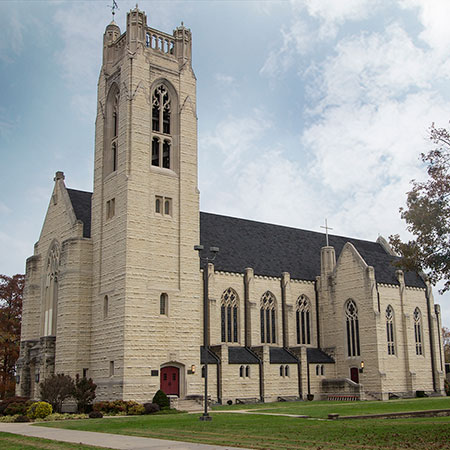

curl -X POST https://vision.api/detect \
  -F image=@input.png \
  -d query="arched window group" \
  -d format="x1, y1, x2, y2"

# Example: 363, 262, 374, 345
296, 295, 311, 345
260, 291, 276, 344
345, 299, 360, 357
221, 288, 238, 343
239, 365, 250, 378
414, 307, 423, 355
279, 365, 290, 377
315, 365, 324, 376
386, 305, 395, 355
151, 85, 172, 169
43, 243, 60, 336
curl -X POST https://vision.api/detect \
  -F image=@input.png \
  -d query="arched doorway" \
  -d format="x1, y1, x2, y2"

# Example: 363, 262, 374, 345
160, 366, 179, 396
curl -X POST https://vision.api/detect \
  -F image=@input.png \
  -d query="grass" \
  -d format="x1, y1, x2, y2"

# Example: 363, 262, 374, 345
0, 432, 113, 450
36, 403, 450, 449
213, 396, 450, 418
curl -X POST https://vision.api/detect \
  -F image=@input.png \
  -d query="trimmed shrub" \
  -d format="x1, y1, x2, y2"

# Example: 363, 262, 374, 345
27, 401, 52, 419
15, 415, 31, 423
143, 402, 160, 414
152, 390, 169, 409
0, 397, 31, 416
89, 410, 103, 419
444, 379, 450, 396
4, 401, 32, 416
128, 404, 145, 415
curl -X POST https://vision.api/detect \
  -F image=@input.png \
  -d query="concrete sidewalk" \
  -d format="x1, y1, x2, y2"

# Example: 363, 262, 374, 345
0, 422, 251, 450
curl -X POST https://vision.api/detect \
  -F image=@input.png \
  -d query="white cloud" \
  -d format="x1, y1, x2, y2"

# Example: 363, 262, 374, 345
400, 0, 450, 57
0, 8, 24, 63
298, 0, 377, 39
261, 0, 378, 77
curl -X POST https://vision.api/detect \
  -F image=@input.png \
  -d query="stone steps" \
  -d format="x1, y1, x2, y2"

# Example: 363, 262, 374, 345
177, 399, 204, 412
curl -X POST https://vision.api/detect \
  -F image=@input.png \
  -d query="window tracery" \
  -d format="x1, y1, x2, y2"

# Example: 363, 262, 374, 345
386, 305, 395, 355
151, 85, 172, 169
221, 288, 238, 343
345, 299, 360, 357
260, 291, 276, 344
414, 307, 423, 355
296, 295, 311, 345
43, 242, 60, 336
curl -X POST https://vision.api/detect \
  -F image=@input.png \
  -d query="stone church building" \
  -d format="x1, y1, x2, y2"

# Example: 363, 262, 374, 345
16, 7, 446, 404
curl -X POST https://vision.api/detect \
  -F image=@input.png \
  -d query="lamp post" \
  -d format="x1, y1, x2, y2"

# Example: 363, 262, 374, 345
194, 244, 219, 421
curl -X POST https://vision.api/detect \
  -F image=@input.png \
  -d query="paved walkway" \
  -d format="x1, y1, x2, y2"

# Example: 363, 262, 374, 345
0, 422, 251, 450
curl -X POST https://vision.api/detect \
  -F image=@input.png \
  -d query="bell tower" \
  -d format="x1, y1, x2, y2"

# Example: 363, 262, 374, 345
90, 6, 201, 401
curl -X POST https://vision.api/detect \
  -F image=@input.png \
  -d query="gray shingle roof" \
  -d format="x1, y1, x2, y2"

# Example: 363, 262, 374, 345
228, 347, 260, 364
269, 347, 298, 364
67, 189, 92, 238
199, 212, 425, 288
307, 348, 335, 364
63, 192, 425, 289
200, 346, 219, 364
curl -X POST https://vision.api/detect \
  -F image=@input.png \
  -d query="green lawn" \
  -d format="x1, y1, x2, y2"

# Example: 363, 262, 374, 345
0, 432, 112, 450
213, 396, 450, 418
36, 409, 450, 449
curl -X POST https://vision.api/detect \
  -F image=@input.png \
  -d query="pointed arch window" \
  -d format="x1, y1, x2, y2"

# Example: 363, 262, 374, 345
414, 307, 423, 355
43, 243, 60, 336
296, 295, 311, 345
105, 87, 120, 175
220, 288, 238, 343
386, 305, 395, 355
260, 291, 276, 344
345, 299, 360, 357
151, 85, 172, 169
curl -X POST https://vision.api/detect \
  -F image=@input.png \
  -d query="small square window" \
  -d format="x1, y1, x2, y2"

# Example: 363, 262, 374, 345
106, 198, 115, 219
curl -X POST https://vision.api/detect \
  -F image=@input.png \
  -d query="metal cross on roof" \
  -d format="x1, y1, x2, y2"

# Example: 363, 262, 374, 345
109, 0, 119, 18
320, 218, 333, 247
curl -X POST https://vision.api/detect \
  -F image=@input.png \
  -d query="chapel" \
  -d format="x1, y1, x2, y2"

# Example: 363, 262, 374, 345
16, 6, 446, 404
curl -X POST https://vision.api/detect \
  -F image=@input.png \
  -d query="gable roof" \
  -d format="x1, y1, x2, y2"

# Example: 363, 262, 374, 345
62, 190, 425, 288
67, 189, 92, 238
199, 212, 425, 288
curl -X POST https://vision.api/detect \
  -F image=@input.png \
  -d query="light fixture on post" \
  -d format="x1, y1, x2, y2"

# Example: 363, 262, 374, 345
194, 244, 219, 422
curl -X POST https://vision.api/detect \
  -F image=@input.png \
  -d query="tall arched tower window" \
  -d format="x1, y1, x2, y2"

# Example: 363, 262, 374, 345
104, 86, 120, 176
345, 299, 360, 357
413, 307, 423, 355
220, 288, 238, 343
296, 294, 311, 345
43, 242, 60, 336
151, 84, 172, 169
260, 291, 276, 344
386, 305, 395, 355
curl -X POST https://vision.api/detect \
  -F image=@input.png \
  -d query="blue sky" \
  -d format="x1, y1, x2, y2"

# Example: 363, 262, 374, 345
1, 0, 450, 327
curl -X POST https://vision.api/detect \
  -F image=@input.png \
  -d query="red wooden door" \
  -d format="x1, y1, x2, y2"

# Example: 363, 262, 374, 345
160, 366, 179, 396
350, 367, 359, 383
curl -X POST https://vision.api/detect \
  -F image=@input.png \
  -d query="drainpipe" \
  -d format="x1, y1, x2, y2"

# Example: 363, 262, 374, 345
425, 284, 437, 392
314, 279, 320, 349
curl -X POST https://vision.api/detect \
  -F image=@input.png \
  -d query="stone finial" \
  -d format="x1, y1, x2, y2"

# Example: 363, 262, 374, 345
54, 171, 65, 181
320, 246, 336, 278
